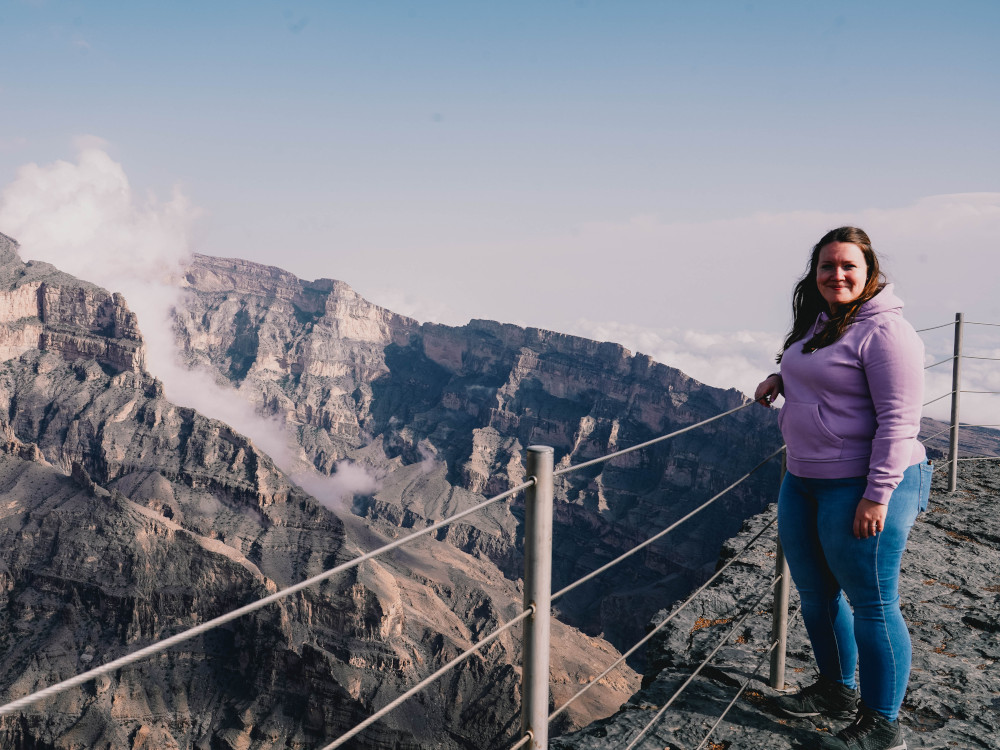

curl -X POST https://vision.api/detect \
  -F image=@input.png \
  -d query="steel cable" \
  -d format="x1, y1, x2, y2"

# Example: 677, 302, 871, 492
0, 480, 534, 719
924, 356, 955, 370
548, 514, 778, 722
960, 389, 1000, 394
692, 640, 778, 750
922, 391, 955, 407
622, 576, 780, 750
963, 355, 1000, 361
509, 733, 532, 749
915, 322, 956, 332
692, 604, 803, 750
956, 455, 1000, 462
551, 446, 785, 603
322, 608, 533, 750
966, 321, 1000, 327
552, 402, 755, 477
919, 426, 951, 444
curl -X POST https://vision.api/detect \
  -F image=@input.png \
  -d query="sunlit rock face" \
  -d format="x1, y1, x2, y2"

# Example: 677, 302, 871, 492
0, 235, 639, 749
175, 254, 785, 659
0, 232, 144, 373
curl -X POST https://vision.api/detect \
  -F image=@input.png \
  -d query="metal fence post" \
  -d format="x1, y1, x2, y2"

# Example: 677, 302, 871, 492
769, 449, 790, 690
521, 446, 554, 748
948, 313, 964, 492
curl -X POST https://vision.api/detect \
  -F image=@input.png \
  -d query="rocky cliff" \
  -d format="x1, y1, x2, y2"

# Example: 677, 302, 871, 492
0, 234, 144, 374
0, 235, 637, 749
551, 461, 1000, 749
174, 254, 785, 657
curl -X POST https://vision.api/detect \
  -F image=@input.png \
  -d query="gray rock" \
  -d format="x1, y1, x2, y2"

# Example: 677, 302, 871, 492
552, 462, 1000, 749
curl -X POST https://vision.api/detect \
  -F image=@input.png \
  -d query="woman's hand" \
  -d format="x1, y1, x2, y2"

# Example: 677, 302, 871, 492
853, 498, 889, 539
754, 374, 783, 408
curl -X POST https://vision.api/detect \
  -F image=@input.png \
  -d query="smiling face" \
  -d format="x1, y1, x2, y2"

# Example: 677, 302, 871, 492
816, 241, 868, 312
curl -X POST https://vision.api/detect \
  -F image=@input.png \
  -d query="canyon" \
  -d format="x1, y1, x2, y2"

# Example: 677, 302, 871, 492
11, 235, 989, 749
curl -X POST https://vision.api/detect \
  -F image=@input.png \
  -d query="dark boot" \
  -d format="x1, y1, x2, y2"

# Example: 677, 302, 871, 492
817, 703, 906, 750
772, 674, 860, 719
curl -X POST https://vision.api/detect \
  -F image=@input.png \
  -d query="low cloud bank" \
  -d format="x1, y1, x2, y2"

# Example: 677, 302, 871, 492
569, 319, 782, 401
571, 319, 1000, 431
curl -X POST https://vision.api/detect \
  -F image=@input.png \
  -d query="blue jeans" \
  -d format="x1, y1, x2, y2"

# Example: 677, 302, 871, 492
777, 460, 932, 721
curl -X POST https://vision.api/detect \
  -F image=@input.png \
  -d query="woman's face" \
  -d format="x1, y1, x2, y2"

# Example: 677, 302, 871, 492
816, 242, 868, 312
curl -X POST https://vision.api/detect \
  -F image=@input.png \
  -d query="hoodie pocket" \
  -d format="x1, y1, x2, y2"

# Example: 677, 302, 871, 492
777, 401, 844, 462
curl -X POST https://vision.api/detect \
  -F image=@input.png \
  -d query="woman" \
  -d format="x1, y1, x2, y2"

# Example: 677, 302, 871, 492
754, 227, 931, 750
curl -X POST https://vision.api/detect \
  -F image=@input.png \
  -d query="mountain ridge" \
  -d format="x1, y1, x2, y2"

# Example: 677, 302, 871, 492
0, 234, 636, 748
174, 252, 786, 659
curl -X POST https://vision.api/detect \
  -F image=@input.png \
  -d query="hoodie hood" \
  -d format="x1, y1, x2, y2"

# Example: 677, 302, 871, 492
856, 283, 904, 320
816, 283, 904, 328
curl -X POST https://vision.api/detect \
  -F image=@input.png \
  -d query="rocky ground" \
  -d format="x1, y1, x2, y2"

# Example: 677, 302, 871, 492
920, 417, 1000, 461
552, 460, 1000, 749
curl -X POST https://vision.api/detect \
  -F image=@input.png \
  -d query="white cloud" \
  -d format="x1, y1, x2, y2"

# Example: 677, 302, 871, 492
0, 143, 378, 506
425, 193, 1000, 353
569, 319, 781, 400
4, 144, 998, 473
571, 317, 1000, 437
0, 143, 195, 286
543, 194, 1000, 429
291, 462, 381, 512
360, 285, 458, 325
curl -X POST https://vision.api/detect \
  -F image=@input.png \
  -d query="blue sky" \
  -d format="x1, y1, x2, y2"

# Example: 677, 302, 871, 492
2, 1, 999, 404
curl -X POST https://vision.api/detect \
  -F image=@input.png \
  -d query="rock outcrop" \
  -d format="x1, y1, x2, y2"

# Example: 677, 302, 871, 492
551, 461, 1000, 749
0, 233, 144, 373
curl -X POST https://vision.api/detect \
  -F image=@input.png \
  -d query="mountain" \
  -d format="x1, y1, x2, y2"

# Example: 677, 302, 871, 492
173, 253, 785, 658
0, 233, 637, 749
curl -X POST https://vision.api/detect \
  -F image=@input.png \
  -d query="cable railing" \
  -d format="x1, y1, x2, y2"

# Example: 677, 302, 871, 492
2, 310, 997, 750
0, 479, 534, 719
916, 312, 1000, 490
549, 512, 787, 739
0, 394, 787, 749
623, 576, 781, 750
551, 446, 785, 604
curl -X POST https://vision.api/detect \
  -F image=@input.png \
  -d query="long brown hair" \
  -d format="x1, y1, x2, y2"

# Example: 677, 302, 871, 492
777, 226, 885, 363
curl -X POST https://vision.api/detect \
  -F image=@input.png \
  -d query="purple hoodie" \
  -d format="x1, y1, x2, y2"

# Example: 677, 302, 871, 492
777, 284, 926, 504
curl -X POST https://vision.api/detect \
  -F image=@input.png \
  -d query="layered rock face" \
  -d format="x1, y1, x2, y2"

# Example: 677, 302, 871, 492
552, 462, 1000, 749
0, 238, 637, 749
174, 254, 785, 656
0, 233, 144, 373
